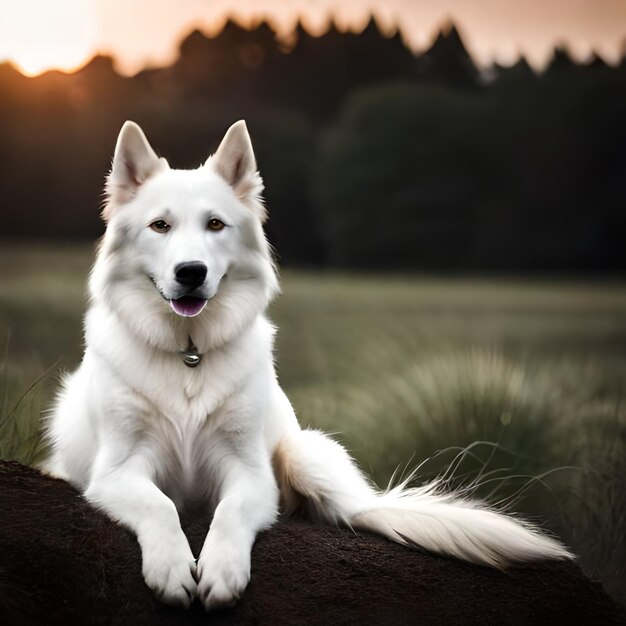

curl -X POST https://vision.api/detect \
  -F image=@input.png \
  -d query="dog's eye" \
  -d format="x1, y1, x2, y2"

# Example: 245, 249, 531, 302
207, 218, 225, 232
150, 220, 170, 233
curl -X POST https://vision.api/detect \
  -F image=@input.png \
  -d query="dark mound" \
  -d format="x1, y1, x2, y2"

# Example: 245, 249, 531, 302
0, 461, 622, 625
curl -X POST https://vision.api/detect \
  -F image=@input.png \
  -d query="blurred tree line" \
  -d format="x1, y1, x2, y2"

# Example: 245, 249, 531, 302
0, 19, 625, 271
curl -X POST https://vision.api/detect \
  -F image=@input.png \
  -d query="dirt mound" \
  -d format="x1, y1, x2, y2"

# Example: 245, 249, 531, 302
0, 461, 621, 625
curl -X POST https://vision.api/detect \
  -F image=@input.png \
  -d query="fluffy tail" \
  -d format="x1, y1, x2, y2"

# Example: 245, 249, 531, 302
272, 429, 573, 567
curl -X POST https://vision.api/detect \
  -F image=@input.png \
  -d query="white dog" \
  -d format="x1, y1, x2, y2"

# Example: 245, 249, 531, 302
45, 121, 572, 610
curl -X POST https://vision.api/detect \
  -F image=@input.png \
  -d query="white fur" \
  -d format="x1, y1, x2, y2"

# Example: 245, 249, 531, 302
44, 121, 573, 611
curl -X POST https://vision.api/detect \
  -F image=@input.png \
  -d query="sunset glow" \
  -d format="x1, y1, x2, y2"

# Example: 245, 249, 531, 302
0, 0, 97, 76
0, 0, 624, 77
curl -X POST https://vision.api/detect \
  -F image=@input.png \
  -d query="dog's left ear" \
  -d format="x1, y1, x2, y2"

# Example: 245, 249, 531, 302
211, 120, 256, 188
208, 121, 265, 219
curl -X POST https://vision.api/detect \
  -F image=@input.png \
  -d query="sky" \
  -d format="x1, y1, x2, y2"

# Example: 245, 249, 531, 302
0, 0, 624, 76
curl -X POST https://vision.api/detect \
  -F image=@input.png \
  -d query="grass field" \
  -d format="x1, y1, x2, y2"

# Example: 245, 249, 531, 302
1, 242, 625, 605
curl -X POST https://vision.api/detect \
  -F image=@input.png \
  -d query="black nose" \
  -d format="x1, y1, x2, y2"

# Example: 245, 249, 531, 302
174, 262, 207, 289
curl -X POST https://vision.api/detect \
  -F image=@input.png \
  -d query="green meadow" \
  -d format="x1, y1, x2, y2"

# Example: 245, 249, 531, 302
1, 243, 625, 605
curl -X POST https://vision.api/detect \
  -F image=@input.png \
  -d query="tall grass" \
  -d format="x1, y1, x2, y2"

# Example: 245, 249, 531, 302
0, 346, 51, 465
0, 244, 624, 605
289, 346, 626, 605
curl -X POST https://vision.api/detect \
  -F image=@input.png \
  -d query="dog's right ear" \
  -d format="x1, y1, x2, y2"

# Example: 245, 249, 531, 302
105, 121, 168, 210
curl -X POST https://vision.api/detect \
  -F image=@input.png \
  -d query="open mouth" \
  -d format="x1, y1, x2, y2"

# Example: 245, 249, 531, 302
168, 296, 208, 317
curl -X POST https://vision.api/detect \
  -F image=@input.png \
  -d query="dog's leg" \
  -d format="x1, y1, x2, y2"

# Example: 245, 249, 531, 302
85, 449, 197, 608
197, 449, 278, 611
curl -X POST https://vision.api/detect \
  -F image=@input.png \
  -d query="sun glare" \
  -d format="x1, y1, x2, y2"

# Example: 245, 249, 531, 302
0, 0, 97, 76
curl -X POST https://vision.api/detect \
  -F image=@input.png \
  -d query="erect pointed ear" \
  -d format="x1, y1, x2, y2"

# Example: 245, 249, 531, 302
106, 121, 168, 205
210, 120, 258, 193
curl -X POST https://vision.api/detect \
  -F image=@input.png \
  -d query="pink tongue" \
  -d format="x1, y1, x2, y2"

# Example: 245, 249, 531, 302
169, 296, 208, 317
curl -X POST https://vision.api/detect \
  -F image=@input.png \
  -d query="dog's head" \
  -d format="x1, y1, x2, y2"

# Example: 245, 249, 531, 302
90, 121, 279, 352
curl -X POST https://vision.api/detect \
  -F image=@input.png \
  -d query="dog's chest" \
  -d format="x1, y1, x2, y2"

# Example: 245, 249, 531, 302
150, 417, 218, 509
137, 370, 253, 508
180, 368, 206, 404
130, 352, 244, 426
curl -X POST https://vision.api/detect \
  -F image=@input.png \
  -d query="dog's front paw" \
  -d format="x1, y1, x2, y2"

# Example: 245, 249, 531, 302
197, 542, 251, 611
141, 533, 197, 608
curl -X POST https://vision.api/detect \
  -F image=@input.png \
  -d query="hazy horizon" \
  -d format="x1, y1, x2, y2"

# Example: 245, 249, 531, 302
0, 0, 625, 77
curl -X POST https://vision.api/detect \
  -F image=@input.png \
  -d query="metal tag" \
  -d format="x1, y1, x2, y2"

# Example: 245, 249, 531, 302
181, 337, 202, 368
182, 352, 201, 368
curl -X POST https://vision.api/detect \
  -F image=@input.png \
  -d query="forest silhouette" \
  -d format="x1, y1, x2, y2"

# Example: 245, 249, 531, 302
1, 18, 625, 271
